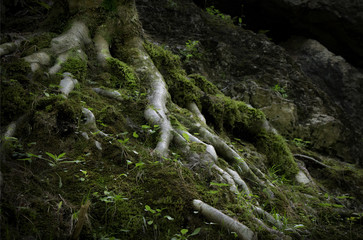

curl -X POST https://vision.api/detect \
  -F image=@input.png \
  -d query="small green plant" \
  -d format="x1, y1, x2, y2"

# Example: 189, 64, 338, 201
143, 205, 174, 239
272, 84, 288, 98
78, 169, 88, 182
21, 151, 81, 166
206, 6, 234, 25
268, 165, 289, 185
180, 40, 202, 61
171, 227, 201, 240
292, 138, 310, 148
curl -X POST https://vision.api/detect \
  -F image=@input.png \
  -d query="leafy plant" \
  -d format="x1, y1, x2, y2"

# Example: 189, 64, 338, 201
171, 227, 201, 240
180, 40, 202, 61
206, 6, 234, 25
143, 205, 174, 239
292, 138, 310, 148
272, 84, 288, 98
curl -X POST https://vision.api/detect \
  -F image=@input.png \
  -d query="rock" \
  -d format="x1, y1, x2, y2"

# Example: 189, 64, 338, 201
295, 170, 310, 184
284, 37, 363, 164
243, 0, 363, 68
261, 101, 297, 135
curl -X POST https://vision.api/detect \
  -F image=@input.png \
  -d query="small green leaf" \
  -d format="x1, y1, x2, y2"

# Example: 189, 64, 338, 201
190, 227, 201, 236
180, 229, 188, 235
133, 132, 139, 138
147, 220, 153, 225
45, 152, 56, 160
135, 162, 145, 168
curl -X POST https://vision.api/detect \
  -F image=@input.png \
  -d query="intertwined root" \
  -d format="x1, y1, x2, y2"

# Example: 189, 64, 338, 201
1, 8, 294, 240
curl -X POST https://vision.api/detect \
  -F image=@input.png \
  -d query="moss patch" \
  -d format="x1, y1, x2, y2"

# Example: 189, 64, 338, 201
106, 57, 139, 90
256, 130, 299, 178
0, 79, 32, 126
60, 56, 87, 82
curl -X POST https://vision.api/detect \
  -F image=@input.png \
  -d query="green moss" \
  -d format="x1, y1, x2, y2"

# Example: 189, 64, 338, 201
203, 94, 265, 132
0, 79, 32, 126
190, 142, 207, 153
34, 94, 82, 136
1, 58, 31, 84
188, 73, 221, 95
21, 32, 56, 56
106, 57, 139, 90
60, 56, 87, 82
256, 130, 299, 178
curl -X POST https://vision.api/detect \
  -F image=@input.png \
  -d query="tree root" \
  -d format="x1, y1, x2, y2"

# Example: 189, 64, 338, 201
193, 199, 255, 240
22, 21, 91, 75
60, 72, 78, 97
0, 40, 22, 57
294, 154, 331, 169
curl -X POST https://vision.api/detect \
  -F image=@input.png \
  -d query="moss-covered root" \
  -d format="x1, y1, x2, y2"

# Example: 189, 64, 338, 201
251, 217, 285, 238
192, 123, 270, 187
1, 115, 26, 141
23, 52, 51, 72
187, 102, 206, 124
94, 26, 113, 67
193, 200, 255, 240
60, 72, 78, 97
81, 108, 108, 138
0, 40, 22, 57
175, 129, 252, 196
123, 39, 173, 157
252, 206, 283, 229
22, 21, 91, 75
92, 88, 123, 100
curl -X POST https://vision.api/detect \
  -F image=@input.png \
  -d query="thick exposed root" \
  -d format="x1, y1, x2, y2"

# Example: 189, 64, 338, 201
60, 72, 78, 97
81, 108, 108, 138
23, 52, 51, 72
252, 206, 284, 229
0, 40, 22, 57
94, 26, 113, 67
21, 21, 91, 75
190, 122, 272, 189
50, 21, 91, 55
187, 102, 206, 124
193, 199, 255, 240
294, 154, 331, 169
124, 38, 173, 157
251, 217, 285, 238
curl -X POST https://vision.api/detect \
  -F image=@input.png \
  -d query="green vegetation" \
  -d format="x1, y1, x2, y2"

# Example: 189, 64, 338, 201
61, 55, 88, 82
180, 40, 202, 61
272, 84, 288, 98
